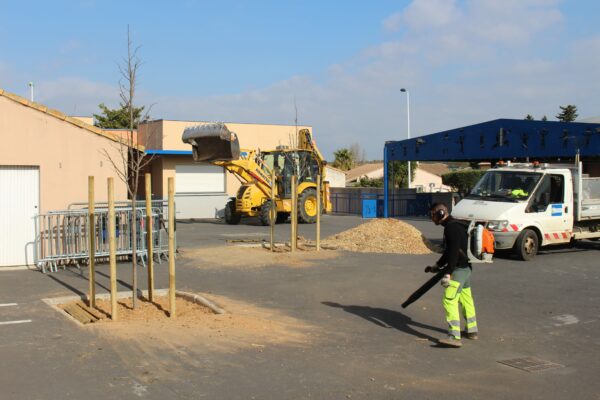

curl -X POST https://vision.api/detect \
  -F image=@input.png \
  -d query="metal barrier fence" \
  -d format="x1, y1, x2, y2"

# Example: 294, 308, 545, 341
34, 205, 172, 273
331, 190, 455, 217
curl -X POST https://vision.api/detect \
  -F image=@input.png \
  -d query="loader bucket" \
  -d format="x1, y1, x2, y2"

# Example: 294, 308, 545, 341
182, 122, 240, 161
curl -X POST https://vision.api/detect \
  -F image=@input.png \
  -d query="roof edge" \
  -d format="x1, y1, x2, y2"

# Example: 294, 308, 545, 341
0, 87, 125, 144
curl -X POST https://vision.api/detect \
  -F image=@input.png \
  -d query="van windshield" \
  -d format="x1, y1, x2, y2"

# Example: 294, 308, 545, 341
467, 171, 542, 202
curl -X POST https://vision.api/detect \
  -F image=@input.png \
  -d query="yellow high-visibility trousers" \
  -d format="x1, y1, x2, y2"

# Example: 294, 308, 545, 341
442, 267, 477, 339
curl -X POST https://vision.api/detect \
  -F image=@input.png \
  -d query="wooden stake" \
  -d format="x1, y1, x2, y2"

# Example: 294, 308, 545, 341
168, 177, 176, 318
270, 169, 276, 252
316, 175, 321, 252
88, 176, 96, 307
108, 177, 117, 321
291, 175, 297, 252
145, 173, 154, 302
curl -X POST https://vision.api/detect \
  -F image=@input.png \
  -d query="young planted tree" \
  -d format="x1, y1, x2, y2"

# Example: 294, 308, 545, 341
556, 105, 578, 122
102, 26, 153, 309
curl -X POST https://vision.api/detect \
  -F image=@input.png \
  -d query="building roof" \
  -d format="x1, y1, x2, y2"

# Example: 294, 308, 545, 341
0, 88, 137, 146
385, 118, 600, 161
345, 162, 384, 182
324, 165, 346, 174
143, 118, 312, 129
418, 162, 450, 177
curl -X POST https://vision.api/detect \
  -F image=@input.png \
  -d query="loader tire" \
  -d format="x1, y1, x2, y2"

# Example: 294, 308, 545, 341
225, 199, 241, 225
514, 229, 538, 261
298, 188, 318, 224
259, 201, 275, 226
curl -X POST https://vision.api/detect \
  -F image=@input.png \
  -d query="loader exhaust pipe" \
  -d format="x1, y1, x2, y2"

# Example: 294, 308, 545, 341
182, 122, 241, 161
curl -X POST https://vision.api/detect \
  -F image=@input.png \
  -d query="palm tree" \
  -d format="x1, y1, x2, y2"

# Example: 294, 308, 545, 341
333, 148, 355, 171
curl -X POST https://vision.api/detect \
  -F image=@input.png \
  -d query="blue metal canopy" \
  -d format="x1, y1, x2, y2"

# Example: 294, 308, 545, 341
384, 119, 600, 162
382, 119, 600, 217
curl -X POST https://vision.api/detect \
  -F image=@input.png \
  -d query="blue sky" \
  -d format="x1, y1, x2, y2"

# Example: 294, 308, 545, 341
1, 0, 599, 159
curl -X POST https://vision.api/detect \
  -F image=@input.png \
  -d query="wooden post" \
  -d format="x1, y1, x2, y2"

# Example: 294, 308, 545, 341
145, 173, 154, 302
291, 175, 297, 252
316, 175, 321, 252
88, 176, 96, 307
108, 177, 117, 321
168, 177, 176, 318
270, 169, 276, 252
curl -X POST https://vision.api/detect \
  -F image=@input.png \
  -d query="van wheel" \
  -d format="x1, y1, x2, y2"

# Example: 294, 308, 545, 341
514, 229, 538, 261
225, 200, 241, 225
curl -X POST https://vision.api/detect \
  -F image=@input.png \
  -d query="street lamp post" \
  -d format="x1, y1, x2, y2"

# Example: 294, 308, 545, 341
28, 82, 34, 102
400, 88, 411, 189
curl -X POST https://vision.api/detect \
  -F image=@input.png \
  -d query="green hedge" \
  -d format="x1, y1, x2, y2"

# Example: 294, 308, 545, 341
442, 170, 486, 195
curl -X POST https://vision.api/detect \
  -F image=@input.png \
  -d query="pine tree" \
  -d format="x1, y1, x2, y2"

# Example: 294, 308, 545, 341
556, 105, 578, 122
525, 114, 534, 120
94, 103, 146, 129
541, 115, 548, 121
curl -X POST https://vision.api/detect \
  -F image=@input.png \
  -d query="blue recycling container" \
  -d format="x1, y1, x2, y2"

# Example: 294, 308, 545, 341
362, 199, 377, 219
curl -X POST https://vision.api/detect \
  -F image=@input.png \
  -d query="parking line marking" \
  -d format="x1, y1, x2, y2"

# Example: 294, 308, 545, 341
0, 320, 32, 326
0, 303, 18, 307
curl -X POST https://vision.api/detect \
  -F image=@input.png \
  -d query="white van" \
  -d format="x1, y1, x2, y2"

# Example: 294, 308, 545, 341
451, 162, 600, 260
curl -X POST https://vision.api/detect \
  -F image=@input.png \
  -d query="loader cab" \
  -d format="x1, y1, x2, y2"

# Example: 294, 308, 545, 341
263, 150, 320, 198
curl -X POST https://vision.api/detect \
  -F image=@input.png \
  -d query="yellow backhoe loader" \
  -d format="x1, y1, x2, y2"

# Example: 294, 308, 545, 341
182, 123, 332, 225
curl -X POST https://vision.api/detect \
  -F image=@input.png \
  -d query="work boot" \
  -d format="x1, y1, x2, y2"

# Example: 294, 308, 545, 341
439, 336, 463, 348
466, 332, 479, 340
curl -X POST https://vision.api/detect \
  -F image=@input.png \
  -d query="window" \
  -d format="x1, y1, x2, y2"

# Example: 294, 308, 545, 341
529, 174, 564, 212
468, 171, 542, 201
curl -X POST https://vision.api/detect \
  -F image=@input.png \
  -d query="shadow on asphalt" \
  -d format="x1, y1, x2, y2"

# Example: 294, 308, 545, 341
322, 301, 446, 343
45, 267, 133, 299
46, 273, 87, 297
493, 240, 600, 260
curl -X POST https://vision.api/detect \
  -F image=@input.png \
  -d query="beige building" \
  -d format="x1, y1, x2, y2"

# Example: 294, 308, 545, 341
138, 120, 314, 218
345, 163, 385, 185
324, 165, 346, 188
346, 161, 452, 192
412, 163, 452, 192
0, 88, 128, 266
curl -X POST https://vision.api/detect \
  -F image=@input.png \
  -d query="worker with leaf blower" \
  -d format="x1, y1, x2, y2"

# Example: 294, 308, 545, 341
426, 202, 478, 348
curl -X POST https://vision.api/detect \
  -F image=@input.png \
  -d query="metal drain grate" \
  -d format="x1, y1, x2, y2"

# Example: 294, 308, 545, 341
498, 357, 563, 372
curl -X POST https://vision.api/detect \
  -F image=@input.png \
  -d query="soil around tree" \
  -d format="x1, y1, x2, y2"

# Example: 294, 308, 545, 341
59, 293, 315, 354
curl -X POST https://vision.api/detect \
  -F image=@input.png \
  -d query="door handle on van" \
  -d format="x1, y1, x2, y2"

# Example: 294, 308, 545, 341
565, 206, 568, 213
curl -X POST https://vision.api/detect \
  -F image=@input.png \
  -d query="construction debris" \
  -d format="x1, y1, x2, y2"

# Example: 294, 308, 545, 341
320, 218, 435, 254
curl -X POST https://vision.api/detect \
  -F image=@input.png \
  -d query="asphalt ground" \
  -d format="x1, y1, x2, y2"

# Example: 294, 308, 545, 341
1, 215, 599, 399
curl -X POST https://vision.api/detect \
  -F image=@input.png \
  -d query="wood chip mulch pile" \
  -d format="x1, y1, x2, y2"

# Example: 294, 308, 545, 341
320, 218, 435, 254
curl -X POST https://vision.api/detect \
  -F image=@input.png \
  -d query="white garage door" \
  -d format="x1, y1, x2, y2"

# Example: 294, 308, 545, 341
175, 164, 225, 193
175, 164, 229, 219
0, 166, 39, 266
